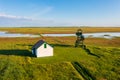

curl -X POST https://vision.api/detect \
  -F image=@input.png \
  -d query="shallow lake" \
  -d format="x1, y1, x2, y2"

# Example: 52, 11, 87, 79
0, 31, 40, 37
0, 31, 120, 39
42, 32, 120, 39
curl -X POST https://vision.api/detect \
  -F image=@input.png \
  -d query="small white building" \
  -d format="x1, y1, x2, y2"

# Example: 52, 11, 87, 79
32, 40, 53, 57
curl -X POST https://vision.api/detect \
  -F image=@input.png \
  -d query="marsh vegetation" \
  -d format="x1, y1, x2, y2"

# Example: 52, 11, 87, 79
0, 27, 120, 80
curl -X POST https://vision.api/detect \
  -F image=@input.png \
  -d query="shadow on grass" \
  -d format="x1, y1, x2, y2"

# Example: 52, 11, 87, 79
0, 49, 34, 57
51, 44, 73, 47
82, 45, 100, 58
16, 43, 73, 48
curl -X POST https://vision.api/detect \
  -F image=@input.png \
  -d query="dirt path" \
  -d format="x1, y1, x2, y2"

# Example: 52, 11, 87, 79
71, 62, 96, 80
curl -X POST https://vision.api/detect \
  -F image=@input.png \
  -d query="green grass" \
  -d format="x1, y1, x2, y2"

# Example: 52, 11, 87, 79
79, 46, 120, 80
0, 59, 83, 80
0, 37, 120, 80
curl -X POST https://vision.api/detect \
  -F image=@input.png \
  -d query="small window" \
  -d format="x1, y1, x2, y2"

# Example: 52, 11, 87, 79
44, 43, 47, 48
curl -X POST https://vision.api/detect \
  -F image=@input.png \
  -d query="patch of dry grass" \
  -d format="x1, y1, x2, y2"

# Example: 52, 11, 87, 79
0, 27, 120, 34
0, 37, 119, 48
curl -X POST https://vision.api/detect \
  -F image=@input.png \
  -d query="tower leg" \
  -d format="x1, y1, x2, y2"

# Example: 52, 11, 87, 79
75, 40, 78, 47
75, 39, 84, 48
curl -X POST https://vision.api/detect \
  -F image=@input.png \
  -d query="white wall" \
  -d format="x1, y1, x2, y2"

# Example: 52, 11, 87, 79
36, 43, 53, 57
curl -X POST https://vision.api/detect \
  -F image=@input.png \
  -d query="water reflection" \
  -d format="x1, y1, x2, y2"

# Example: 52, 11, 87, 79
0, 31, 120, 39
0, 31, 40, 37
42, 32, 120, 39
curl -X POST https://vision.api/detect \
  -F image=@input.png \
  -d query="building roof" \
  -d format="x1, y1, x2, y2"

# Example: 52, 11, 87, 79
32, 40, 52, 49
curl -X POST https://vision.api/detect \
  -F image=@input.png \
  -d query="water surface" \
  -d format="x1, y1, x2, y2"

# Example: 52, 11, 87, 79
42, 32, 120, 39
0, 31, 39, 37
0, 31, 120, 39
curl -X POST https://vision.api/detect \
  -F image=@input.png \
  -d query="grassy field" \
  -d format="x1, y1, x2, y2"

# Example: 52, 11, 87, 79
0, 27, 120, 80
0, 27, 120, 34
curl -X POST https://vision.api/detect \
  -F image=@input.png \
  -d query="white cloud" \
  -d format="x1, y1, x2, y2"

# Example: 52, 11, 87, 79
0, 13, 33, 20
0, 13, 55, 27
0, 13, 119, 27
31, 6, 53, 18
0, 6, 57, 27
0, 13, 19, 18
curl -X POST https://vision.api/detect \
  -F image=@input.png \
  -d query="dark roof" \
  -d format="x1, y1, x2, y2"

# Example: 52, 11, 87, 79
32, 40, 45, 49
32, 40, 53, 49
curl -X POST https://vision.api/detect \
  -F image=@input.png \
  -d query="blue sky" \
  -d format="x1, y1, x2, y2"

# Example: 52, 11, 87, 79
0, 0, 120, 27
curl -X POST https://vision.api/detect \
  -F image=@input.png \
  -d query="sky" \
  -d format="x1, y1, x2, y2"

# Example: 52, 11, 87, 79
0, 0, 120, 27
